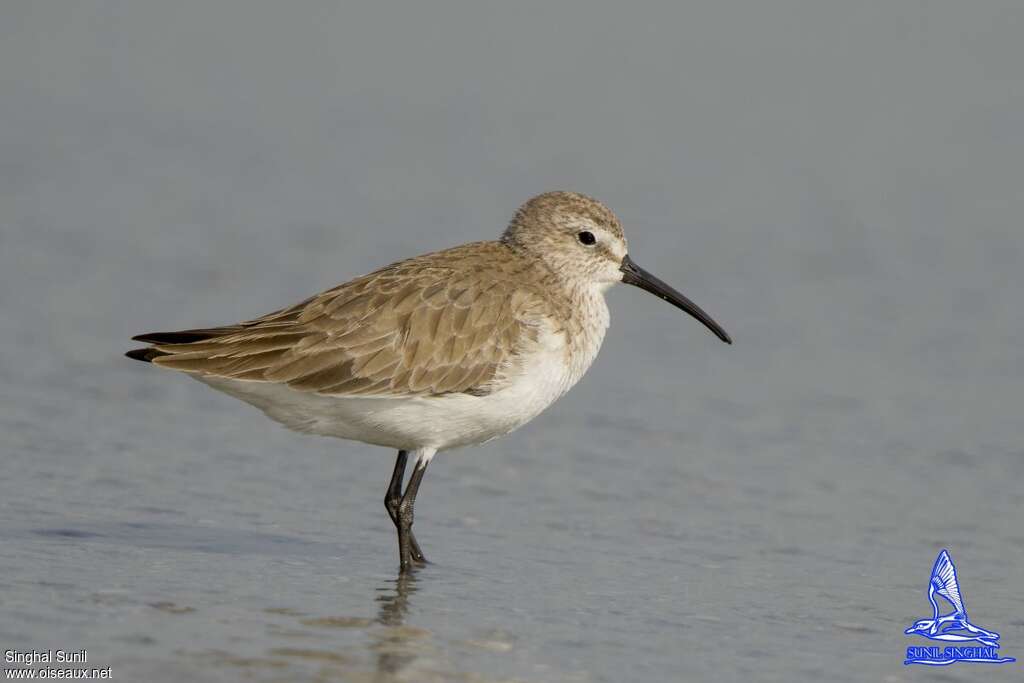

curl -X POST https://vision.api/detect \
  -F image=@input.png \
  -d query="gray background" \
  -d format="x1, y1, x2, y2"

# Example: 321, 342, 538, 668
1, 2, 1022, 681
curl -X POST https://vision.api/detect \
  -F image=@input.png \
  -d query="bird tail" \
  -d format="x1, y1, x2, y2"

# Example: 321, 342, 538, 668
124, 327, 237, 364
125, 347, 170, 363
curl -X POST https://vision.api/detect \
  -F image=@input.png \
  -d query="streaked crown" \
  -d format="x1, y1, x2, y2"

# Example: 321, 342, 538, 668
501, 191, 627, 285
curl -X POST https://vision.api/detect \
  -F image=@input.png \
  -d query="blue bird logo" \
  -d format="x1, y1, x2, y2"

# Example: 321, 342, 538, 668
904, 549, 1014, 665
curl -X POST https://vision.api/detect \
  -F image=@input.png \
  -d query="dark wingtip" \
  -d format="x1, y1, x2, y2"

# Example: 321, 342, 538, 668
125, 347, 168, 363
132, 330, 215, 344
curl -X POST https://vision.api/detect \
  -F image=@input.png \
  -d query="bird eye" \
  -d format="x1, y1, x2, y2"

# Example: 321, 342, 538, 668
577, 231, 596, 246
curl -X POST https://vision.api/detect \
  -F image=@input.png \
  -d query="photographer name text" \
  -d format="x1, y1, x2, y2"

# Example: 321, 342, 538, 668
4, 651, 88, 666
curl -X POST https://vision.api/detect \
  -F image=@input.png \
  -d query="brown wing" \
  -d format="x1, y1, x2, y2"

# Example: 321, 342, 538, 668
136, 242, 550, 397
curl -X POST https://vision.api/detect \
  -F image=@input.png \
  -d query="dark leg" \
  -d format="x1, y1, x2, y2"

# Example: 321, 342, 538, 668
384, 450, 408, 525
385, 451, 425, 566
397, 458, 430, 572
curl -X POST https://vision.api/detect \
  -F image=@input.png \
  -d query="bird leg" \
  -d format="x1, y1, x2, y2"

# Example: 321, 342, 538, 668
385, 450, 426, 567
396, 457, 430, 572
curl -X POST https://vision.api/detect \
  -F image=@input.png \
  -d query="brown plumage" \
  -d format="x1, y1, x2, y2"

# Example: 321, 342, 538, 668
130, 241, 572, 397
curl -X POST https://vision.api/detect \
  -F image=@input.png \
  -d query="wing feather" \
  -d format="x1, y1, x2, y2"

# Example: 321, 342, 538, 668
930, 550, 966, 614
147, 242, 552, 397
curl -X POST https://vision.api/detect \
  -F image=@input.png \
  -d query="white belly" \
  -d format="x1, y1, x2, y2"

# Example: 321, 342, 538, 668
197, 308, 608, 452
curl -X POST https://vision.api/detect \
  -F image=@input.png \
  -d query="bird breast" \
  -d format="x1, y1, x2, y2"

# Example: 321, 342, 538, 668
450, 289, 609, 447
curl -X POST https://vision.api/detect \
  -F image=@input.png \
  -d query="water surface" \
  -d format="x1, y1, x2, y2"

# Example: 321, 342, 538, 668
1, 2, 1022, 681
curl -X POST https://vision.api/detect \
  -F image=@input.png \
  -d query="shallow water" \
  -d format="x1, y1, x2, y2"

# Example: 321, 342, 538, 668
2, 2, 1023, 681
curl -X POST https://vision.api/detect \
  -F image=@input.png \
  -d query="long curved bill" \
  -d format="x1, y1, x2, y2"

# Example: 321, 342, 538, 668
620, 254, 732, 344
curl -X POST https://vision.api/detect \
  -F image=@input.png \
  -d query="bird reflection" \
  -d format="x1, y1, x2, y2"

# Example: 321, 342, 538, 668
373, 572, 421, 679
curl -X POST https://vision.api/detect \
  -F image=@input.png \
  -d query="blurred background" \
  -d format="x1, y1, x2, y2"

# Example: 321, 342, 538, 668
1, 2, 1021, 681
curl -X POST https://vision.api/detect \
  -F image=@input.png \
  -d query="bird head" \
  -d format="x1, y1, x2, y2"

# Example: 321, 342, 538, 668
503, 191, 732, 344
